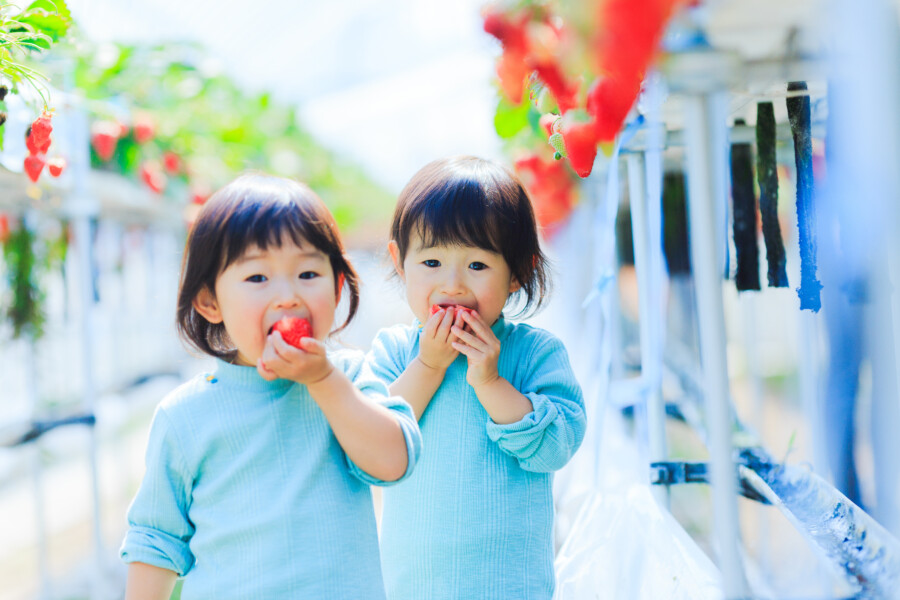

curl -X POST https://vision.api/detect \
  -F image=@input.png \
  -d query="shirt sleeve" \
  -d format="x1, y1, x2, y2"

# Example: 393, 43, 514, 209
366, 326, 410, 385
342, 350, 422, 487
485, 334, 586, 473
120, 407, 196, 575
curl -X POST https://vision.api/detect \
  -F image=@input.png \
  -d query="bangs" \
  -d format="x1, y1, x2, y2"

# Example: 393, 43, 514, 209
407, 177, 505, 253
218, 191, 337, 272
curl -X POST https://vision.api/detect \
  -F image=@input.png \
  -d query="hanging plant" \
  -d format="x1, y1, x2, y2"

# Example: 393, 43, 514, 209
1, 215, 68, 340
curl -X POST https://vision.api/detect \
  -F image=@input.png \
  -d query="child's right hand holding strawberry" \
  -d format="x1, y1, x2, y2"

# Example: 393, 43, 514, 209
257, 330, 334, 385
416, 307, 460, 372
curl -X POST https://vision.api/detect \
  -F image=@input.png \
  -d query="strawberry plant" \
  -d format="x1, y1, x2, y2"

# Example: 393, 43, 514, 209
484, 0, 684, 179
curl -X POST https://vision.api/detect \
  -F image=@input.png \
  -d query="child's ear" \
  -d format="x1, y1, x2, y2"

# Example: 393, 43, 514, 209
509, 278, 522, 294
193, 286, 224, 324
387, 240, 405, 280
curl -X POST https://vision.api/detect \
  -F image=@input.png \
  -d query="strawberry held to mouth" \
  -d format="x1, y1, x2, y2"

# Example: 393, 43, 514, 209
430, 304, 474, 318
270, 317, 312, 348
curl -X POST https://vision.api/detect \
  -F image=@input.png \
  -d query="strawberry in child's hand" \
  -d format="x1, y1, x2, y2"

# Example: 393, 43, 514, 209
47, 157, 66, 177
270, 317, 313, 348
24, 154, 45, 183
430, 304, 473, 318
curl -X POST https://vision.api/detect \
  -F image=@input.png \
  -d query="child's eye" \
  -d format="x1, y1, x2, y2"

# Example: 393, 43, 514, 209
299, 271, 319, 280
423, 259, 440, 268
246, 274, 267, 283
469, 262, 487, 271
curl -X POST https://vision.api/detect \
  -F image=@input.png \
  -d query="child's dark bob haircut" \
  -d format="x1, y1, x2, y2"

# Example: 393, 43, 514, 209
391, 155, 549, 317
176, 173, 360, 360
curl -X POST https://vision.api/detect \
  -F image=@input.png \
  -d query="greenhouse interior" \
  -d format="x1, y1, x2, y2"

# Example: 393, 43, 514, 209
1, 0, 899, 599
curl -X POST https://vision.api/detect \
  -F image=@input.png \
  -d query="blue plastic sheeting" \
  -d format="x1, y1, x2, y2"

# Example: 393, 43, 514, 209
740, 448, 900, 599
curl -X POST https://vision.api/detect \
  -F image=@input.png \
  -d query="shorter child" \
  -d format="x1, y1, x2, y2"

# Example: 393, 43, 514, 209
120, 174, 421, 600
369, 156, 586, 599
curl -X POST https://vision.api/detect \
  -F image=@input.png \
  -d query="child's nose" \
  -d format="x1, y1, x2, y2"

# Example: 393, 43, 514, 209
273, 279, 302, 307
441, 268, 467, 295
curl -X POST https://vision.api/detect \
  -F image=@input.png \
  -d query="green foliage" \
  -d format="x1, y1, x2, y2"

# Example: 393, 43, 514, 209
2, 222, 42, 339
1, 217, 68, 340
0, 0, 71, 104
66, 41, 393, 232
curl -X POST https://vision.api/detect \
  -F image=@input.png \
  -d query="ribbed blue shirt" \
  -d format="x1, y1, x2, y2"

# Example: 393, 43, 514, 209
120, 351, 421, 599
368, 316, 586, 600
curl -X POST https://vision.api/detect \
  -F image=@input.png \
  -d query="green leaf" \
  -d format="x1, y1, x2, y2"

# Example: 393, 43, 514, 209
493, 95, 531, 139
21, 0, 71, 41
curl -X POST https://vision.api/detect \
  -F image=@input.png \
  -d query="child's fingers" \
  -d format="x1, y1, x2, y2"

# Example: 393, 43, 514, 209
450, 325, 488, 352
421, 308, 445, 334
450, 340, 476, 357
269, 330, 308, 360
298, 336, 325, 355
257, 358, 278, 380
435, 308, 456, 340
458, 310, 493, 340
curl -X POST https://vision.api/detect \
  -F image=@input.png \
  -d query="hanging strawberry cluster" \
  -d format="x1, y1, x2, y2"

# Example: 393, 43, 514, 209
23, 110, 66, 183
483, 0, 684, 178
89, 112, 188, 197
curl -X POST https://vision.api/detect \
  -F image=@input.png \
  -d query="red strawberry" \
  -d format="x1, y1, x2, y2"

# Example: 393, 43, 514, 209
514, 151, 576, 232
24, 154, 45, 182
271, 317, 313, 348
26, 131, 51, 155
91, 121, 121, 161
134, 115, 155, 144
0, 213, 9, 243
47, 157, 66, 177
140, 161, 167, 194
586, 74, 642, 142
531, 60, 578, 114
30, 112, 53, 147
560, 113, 600, 178
430, 304, 473, 318
163, 151, 182, 175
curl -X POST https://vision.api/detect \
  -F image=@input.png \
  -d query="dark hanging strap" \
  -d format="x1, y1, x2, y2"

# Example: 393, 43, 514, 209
786, 81, 822, 311
755, 102, 789, 288
663, 171, 691, 275
730, 119, 761, 291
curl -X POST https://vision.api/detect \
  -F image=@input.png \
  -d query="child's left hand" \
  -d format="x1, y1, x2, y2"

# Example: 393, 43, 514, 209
257, 331, 334, 385
450, 310, 501, 388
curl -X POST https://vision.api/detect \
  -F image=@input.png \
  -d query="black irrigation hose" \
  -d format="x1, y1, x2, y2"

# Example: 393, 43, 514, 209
786, 81, 823, 311
730, 119, 761, 291
755, 102, 789, 288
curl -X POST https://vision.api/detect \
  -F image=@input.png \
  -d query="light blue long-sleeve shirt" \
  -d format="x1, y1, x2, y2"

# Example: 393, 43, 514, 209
120, 351, 421, 600
368, 316, 586, 600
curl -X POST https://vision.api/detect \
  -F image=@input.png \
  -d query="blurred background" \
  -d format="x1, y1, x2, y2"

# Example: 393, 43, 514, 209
2, 0, 900, 599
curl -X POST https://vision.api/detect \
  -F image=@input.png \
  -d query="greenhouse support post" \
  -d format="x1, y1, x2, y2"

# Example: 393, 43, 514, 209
625, 152, 669, 507
683, 91, 748, 599
67, 106, 105, 573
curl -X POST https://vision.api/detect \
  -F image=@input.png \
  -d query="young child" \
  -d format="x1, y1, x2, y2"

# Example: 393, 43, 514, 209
120, 174, 421, 600
368, 156, 586, 599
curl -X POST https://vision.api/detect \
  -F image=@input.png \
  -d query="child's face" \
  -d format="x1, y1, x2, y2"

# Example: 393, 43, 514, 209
389, 232, 519, 326
193, 239, 338, 367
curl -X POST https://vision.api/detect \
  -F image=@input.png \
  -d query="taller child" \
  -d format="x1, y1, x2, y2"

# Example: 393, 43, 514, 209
120, 174, 421, 600
369, 156, 586, 599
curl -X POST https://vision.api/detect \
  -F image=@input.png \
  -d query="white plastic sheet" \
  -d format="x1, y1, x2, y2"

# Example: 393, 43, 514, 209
555, 484, 722, 600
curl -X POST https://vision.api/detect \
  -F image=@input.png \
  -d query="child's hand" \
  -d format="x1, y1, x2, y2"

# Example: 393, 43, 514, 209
417, 307, 460, 372
257, 331, 334, 385
450, 310, 501, 388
